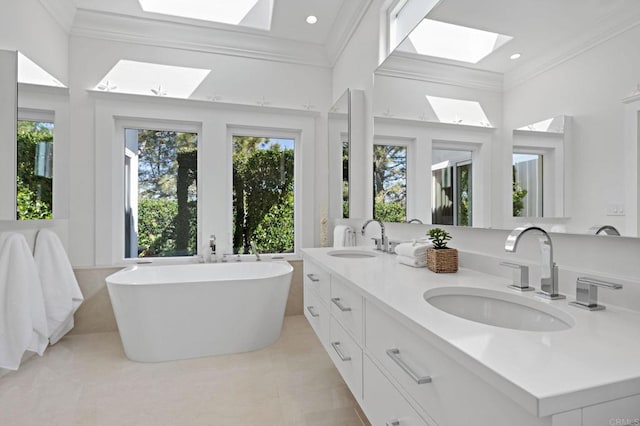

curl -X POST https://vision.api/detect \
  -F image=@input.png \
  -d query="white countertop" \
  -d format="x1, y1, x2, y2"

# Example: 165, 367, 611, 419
302, 247, 640, 417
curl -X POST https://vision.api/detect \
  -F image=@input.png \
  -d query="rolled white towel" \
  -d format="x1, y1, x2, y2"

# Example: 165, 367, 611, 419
394, 241, 432, 258
396, 255, 427, 268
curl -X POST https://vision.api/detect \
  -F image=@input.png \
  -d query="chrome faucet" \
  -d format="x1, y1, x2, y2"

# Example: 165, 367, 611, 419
406, 218, 423, 224
249, 241, 261, 261
504, 226, 565, 300
209, 234, 217, 262
361, 219, 388, 252
588, 225, 621, 236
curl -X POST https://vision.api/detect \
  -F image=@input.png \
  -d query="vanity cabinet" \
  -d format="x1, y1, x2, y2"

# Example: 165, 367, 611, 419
302, 255, 640, 426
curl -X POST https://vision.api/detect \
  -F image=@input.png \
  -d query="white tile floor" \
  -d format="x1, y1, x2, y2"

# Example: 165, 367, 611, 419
0, 315, 369, 426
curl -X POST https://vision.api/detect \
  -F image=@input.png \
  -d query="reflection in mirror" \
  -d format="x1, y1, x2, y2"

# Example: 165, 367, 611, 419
512, 115, 569, 219
374, 0, 640, 236
432, 149, 472, 226
0, 50, 18, 220
328, 89, 350, 218
373, 143, 407, 222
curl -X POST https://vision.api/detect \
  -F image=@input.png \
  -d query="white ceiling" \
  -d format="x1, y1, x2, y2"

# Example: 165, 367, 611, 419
396, 0, 640, 74
74, 0, 352, 46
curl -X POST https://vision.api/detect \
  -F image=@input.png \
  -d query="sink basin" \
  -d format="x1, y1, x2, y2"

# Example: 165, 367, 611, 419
327, 249, 380, 259
424, 287, 574, 332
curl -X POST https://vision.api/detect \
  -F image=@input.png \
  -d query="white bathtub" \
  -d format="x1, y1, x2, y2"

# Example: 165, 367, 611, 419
106, 261, 293, 362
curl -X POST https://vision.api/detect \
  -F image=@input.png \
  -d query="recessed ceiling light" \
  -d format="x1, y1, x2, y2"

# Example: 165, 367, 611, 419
306, 15, 318, 24
510, 53, 521, 60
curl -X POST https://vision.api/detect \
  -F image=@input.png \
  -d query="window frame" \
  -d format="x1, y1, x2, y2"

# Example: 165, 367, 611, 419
227, 125, 301, 257
115, 118, 203, 264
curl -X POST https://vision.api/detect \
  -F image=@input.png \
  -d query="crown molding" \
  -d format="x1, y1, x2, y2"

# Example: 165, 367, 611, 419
39, 0, 77, 33
326, 0, 373, 66
505, 14, 640, 91
72, 9, 331, 68
376, 52, 503, 92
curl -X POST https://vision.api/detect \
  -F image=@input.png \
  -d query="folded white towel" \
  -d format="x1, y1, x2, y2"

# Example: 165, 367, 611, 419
396, 255, 427, 268
34, 229, 84, 345
0, 233, 49, 370
394, 241, 432, 258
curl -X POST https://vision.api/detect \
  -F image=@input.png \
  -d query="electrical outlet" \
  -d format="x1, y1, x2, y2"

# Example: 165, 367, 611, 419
606, 204, 625, 216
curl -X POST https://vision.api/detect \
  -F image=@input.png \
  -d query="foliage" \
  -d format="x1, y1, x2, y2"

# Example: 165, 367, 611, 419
17, 121, 53, 220
512, 165, 528, 217
373, 144, 406, 222
252, 192, 294, 253
457, 165, 471, 226
428, 228, 452, 249
373, 194, 406, 223
137, 198, 197, 257
233, 137, 294, 254
134, 130, 197, 257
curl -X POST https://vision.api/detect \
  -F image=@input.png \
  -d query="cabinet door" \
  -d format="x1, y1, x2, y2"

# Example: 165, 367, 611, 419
330, 275, 364, 344
582, 394, 640, 426
304, 259, 331, 303
363, 354, 432, 426
303, 280, 330, 349
329, 316, 363, 402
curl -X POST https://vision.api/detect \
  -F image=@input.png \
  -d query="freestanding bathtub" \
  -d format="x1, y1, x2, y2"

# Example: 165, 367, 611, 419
106, 261, 293, 362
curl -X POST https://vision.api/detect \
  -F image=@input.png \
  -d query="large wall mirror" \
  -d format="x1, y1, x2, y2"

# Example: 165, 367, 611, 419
371, 0, 640, 237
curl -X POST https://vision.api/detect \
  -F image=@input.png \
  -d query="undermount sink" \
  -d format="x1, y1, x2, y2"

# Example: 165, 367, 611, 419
424, 287, 574, 332
327, 249, 380, 259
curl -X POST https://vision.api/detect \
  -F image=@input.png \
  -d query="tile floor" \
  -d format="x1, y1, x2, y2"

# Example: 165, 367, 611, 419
0, 315, 370, 426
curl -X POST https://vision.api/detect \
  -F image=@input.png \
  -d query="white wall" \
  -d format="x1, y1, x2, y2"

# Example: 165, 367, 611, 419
0, 0, 69, 84
68, 36, 332, 266
503, 25, 640, 235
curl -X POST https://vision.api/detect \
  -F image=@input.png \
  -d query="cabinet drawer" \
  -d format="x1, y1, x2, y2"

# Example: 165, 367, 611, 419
330, 275, 364, 344
303, 281, 330, 349
363, 355, 432, 426
304, 259, 330, 303
329, 316, 363, 401
366, 301, 548, 426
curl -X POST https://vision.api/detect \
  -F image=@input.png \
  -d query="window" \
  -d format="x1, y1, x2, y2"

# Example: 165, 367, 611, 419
513, 153, 543, 217
17, 116, 54, 220
373, 144, 407, 222
232, 135, 295, 254
342, 140, 350, 218
124, 128, 198, 258
432, 149, 472, 226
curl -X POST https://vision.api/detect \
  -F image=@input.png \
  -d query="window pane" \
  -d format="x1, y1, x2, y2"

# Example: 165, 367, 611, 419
373, 144, 407, 222
124, 129, 198, 258
432, 149, 472, 226
17, 120, 54, 220
232, 136, 294, 254
513, 154, 543, 217
342, 140, 349, 218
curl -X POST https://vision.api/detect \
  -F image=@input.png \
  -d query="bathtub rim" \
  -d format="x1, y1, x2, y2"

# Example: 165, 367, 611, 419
105, 260, 294, 286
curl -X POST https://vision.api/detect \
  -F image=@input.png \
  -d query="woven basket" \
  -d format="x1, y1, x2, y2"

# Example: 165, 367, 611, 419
426, 248, 458, 273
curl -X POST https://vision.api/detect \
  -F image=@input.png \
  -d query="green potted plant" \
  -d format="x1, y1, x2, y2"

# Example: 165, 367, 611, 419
426, 228, 458, 273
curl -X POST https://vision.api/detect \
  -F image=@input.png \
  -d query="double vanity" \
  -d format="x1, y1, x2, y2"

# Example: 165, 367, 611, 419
302, 246, 640, 425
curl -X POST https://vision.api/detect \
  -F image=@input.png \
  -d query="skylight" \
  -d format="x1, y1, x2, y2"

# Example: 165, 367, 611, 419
138, 0, 273, 30
95, 60, 211, 99
517, 116, 565, 133
402, 19, 513, 64
18, 53, 65, 87
426, 95, 491, 127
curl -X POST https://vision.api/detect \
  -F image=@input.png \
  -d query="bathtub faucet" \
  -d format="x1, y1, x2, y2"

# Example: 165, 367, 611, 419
209, 234, 217, 262
250, 241, 261, 261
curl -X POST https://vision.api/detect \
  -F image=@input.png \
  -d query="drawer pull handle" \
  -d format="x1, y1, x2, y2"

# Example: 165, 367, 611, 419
306, 273, 320, 282
386, 421, 400, 426
331, 298, 352, 312
386, 348, 432, 385
331, 341, 351, 362
306, 306, 320, 318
